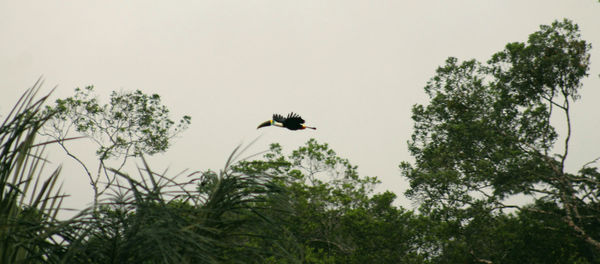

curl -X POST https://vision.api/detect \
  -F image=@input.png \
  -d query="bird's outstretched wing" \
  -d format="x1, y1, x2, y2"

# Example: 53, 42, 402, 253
285, 112, 305, 125
273, 114, 286, 123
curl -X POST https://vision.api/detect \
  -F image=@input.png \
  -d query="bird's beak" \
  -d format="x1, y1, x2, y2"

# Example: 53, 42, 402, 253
257, 120, 272, 129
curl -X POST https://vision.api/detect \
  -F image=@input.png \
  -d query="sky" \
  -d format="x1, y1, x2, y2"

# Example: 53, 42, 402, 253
1, 0, 599, 211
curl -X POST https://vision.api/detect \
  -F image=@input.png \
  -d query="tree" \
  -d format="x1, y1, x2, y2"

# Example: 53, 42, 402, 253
42, 86, 191, 207
235, 139, 427, 263
401, 19, 599, 261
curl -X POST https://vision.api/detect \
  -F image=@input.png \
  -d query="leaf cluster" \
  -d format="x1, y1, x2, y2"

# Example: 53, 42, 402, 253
45, 86, 191, 160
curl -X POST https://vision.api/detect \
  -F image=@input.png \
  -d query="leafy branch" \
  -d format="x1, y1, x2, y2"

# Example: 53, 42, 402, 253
41, 86, 191, 208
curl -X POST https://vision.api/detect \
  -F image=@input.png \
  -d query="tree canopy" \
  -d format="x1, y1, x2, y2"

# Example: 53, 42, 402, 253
401, 19, 599, 262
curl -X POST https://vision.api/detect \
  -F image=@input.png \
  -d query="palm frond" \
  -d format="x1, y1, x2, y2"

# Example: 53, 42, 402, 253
0, 79, 68, 263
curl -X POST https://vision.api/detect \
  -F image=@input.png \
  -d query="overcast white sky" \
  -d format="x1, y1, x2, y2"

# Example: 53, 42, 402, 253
1, 0, 599, 210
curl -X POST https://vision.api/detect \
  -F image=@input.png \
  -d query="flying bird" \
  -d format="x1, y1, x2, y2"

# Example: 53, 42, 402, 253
257, 112, 316, 130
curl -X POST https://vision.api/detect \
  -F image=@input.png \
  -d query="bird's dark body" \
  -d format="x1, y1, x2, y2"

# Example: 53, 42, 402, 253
274, 113, 305, 130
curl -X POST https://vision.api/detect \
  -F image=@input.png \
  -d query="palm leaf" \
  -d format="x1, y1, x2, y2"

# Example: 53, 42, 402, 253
0, 80, 69, 263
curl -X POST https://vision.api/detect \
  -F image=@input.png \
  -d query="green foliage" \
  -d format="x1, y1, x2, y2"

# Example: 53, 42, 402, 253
1, 85, 297, 263
489, 20, 589, 103
4, 85, 429, 263
0, 82, 69, 263
45, 86, 191, 159
402, 19, 600, 261
43, 86, 192, 208
234, 139, 427, 263
58, 147, 296, 264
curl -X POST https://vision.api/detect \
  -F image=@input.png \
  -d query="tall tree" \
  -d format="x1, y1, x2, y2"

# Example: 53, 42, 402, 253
42, 86, 191, 207
401, 19, 599, 260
